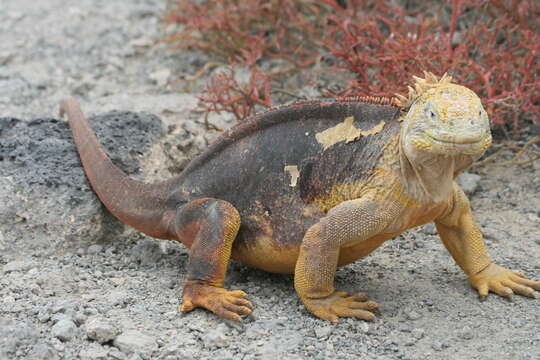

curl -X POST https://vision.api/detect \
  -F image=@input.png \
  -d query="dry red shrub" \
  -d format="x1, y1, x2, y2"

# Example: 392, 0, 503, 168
166, 0, 539, 135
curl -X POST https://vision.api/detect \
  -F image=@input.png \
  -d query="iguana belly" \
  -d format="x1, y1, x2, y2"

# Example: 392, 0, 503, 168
231, 200, 447, 274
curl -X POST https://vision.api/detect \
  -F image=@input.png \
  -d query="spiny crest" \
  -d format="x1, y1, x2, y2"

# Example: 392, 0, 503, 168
394, 71, 453, 109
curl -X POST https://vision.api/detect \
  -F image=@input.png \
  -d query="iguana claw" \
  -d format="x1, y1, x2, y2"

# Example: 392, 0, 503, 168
181, 283, 253, 322
470, 263, 540, 299
302, 291, 379, 323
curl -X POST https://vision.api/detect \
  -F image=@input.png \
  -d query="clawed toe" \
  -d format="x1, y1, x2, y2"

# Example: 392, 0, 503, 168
181, 283, 253, 321
470, 264, 540, 300
303, 290, 379, 323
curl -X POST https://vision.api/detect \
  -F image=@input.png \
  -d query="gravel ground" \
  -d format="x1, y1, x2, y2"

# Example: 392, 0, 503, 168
1, 1, 539, 359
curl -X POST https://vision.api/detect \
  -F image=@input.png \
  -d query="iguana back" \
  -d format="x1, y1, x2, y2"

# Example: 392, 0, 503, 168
173, 97, 401, 250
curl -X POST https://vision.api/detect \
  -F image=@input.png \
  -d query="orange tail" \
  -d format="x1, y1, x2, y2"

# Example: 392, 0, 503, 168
60, 97, 179, 239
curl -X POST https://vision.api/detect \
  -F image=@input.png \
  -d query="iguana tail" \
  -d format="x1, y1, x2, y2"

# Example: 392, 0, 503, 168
60, 97, 179, 240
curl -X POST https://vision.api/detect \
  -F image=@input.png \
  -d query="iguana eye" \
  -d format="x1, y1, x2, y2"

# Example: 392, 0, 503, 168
427, 110, 437, 121
424, 104, 438, 122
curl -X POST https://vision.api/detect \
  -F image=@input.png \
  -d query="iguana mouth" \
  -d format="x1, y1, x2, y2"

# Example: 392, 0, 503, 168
426, 134, 484, 146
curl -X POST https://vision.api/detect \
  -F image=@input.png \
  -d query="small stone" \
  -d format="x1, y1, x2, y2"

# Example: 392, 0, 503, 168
0, 51, 14, 65
224, 319, 245, 332
359, 322, 370, 333
421, 223, 437, 235
113, 330, 157, 354
411, 328, 425, 340
405, 310, 422, 320
257, 343, 279, 359
130, 37, 154, 48
87, 244, 103, 254
83, 307, 98, 316
458, 325, 474, 340
149, 69, 171, 87
107, 348, 128, 360
110, 277, 126, 287
458, 172, 481, 195
37, 309, 51, 323
432, 341, 443, 351
314, 325, 333, 339
28, 343, 59, 360
398, 324, 412, 333
482, 228, 509, 242
3, 260, 36, 273
86, 317, 120, 344
74, 312, 87, 326
52, 299, 77, 314
52, 319, 78, 342
79, 343, 109, 360
203, 324, 230, 348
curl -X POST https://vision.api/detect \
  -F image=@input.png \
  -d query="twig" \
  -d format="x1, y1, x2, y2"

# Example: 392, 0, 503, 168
473, 136, 540, 167
184, 61, 224, 81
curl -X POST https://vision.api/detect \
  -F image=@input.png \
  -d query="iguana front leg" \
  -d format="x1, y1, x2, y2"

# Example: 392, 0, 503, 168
435, 184, 540, 298
294, 198, 400, 322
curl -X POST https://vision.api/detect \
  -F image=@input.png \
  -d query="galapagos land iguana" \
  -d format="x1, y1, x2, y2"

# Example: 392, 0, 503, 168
60, 72, 540, 322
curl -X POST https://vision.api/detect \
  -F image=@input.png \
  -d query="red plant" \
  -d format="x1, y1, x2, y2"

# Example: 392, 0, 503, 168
198, 67, 272, 120
166, 0, 540, 135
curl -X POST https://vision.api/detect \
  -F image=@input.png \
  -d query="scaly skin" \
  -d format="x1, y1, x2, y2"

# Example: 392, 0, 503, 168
60, 72, 540, 323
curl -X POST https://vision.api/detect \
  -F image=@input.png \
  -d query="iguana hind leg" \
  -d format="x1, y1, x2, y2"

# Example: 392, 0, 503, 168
173, 198, 252, 321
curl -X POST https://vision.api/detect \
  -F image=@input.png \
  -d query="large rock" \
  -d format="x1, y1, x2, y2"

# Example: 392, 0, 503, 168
0, 111, 162, 254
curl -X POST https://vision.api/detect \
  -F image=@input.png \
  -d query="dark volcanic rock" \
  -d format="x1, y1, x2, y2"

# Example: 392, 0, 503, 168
0, 112, 162, 254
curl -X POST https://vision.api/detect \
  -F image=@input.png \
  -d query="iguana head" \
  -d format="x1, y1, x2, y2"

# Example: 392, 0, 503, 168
397, 72, 492, 159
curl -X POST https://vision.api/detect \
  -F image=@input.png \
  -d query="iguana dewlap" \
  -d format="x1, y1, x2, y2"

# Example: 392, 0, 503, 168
60, 73, 540, 322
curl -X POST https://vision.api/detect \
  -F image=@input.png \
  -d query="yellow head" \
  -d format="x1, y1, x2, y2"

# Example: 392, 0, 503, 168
398, 72, 492, 158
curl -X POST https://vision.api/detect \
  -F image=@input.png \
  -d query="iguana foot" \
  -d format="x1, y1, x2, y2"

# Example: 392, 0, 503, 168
470, 263, 540, 299
180, 282, 253, 321
302, 291, 379, 323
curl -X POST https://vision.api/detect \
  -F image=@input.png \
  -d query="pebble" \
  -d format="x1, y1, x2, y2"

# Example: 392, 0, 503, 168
37, 309, 51, 323
86, 317, 120, 344
51, 319, 78, 342
28, 343, 59, 360
421, 223, 437, 235
107, 348, 128, 360
314, 325, 333, 339
458, 325, 474, 340
432, 340, 450, 351
203, 324, 230, 348
87, 244, 104, 255
458, 172, 481, 195
74, 312, 87, 326
113, 329, 157, 354
3, 260, 36, 273
79, 343, 109, 360
411, 328, 425, 340
405, 310, 422, 321
149, 69, 171, 87
110, 277, 126, 287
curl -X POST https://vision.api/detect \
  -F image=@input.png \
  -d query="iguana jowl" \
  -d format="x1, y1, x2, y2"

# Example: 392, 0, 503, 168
60, 73, 540, 322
